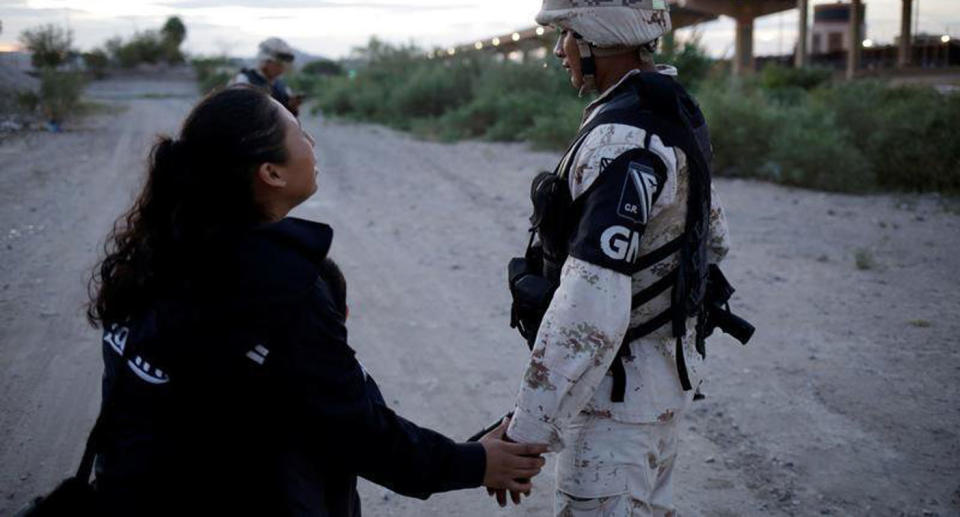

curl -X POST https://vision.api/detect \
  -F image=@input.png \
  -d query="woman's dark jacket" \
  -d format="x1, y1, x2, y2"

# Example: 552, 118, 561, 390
94, 218, 485, 516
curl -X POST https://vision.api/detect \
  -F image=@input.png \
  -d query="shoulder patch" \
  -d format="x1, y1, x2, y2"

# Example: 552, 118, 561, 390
599, 157, 613, 173
617, 162, 660, 224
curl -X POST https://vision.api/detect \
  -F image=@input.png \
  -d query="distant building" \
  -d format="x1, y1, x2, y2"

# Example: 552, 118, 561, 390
810, 2, 866, 54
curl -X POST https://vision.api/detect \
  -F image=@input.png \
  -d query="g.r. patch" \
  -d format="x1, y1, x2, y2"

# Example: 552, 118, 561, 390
617, 162, 659, 224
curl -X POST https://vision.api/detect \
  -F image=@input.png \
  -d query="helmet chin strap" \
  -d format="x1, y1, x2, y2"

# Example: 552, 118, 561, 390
574, 33, 639, 97
574, 36, 597, 97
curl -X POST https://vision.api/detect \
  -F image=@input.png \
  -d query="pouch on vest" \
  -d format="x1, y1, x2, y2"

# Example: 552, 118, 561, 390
508, 171, 573, 349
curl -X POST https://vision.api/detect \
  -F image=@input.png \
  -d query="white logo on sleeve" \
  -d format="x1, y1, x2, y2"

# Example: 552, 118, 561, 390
617, 162, 659, 224
601, 225, 642, 263
246, 344, 270, 366
104, 324, 170, 385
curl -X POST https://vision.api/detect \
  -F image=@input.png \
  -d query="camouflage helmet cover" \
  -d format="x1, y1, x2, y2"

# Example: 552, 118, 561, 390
536, 0, 672, 48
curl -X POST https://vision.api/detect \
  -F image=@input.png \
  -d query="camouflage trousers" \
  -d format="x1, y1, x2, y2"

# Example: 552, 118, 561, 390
555, 410, 681, 517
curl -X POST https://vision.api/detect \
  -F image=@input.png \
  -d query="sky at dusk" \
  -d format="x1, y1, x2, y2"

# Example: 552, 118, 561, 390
1, 0, 958, 59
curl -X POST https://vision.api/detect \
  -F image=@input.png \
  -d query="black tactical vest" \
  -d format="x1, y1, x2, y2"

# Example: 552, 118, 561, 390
240, 68, 294, 115
514, 71, 715, 401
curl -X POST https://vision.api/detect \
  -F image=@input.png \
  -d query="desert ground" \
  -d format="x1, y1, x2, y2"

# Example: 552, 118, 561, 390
0, 75, 957, 516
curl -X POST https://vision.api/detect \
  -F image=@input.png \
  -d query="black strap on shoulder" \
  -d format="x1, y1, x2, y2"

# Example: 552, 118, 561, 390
556, 96, 656, 180
241, 68, 268, 88
551, 76, 711, 402
600, 75, 712, 402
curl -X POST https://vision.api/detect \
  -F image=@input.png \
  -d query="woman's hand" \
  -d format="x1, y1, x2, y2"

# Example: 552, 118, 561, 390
478, 417, 548, 505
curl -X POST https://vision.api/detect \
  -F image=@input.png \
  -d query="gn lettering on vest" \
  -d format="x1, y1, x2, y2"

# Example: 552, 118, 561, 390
600, 225, 641, 263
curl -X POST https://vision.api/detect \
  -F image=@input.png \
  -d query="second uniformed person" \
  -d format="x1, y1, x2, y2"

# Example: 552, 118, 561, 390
230, 37, 303, 116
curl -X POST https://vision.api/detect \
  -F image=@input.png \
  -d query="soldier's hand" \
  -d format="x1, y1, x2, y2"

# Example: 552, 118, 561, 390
478, 417, 547, 495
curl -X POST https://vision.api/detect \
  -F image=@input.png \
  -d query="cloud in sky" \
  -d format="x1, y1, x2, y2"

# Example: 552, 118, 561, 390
0, 0, 957, 59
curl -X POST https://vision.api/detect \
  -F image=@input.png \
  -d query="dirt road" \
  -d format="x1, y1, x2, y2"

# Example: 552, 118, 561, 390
1, 76, 957, 516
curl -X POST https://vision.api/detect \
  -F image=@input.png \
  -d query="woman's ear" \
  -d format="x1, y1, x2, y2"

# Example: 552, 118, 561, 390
256, 162, 286, 188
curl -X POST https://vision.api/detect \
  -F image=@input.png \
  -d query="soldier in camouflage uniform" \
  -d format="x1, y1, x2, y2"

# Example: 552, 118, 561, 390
498, 1, 731, 515
230, 38, 303, 116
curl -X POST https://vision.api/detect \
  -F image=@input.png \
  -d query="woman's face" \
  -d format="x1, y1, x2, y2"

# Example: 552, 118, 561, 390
272, 99, 318, 206
554, 29, 584, 90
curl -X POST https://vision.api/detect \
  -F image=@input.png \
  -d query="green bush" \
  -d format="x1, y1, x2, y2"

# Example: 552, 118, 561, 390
18, 24, 74, 69
308, 76, 356, 116
700, 77, 959, 193
393, 63, 475, 119
308, 40, 584, 148
766, 102, 873, 191
814, 81, 960, 192
38, 69, 87, 123
109, 31, 166, 67
302, 39, 959, 194
160, 16, 187, 64
16, 90, 40, 114
864, 86, 960, 191
302, 59, 344, 76
522, 97, 584, 150
83, 49, 110, 79
760, 64, 833, 91
658, 35, 713, 92
698, 85, 780, 178
104, 17, 186, 69
192, 56, 235, 94
699, 83, 873, 191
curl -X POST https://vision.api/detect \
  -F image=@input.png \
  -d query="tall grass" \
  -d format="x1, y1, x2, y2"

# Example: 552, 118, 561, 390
301, 39, 960, 193
299, 38, 585, 149
192, 56, 236, 94
700, 75, 960, 193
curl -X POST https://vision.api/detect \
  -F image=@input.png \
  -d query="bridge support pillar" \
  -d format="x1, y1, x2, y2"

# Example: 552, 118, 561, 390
734, 14, 755, 76
898, 0, 913, 68
795, 0, 809, 67
847, 0, 862, 79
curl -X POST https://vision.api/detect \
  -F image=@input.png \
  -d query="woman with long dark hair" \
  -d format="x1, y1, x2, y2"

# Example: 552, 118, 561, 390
87, 86, 545, 516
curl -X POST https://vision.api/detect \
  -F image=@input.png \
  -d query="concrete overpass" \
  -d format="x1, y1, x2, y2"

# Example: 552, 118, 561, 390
677, 0, 922, 77
438, 0, 925, 79
432, 3, 718, 61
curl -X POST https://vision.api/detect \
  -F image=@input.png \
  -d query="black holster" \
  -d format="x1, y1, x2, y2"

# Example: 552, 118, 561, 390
508, 170, 572, 350
508, 244, 557, 351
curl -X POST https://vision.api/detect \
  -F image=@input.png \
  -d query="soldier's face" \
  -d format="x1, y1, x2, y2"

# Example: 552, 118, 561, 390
554, 30, 583, 89
262, 60, 286, 80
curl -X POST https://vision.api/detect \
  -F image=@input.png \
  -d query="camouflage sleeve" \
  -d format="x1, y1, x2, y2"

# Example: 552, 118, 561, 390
506, 256, 632, 450
707, 183, 730, 264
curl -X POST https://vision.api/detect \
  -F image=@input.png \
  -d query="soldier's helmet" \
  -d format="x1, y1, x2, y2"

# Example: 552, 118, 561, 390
535, 0, 672, 48
257, 37, 296, 65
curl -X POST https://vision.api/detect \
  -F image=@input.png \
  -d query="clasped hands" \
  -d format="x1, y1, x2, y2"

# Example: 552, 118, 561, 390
478, 417, 548, 507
